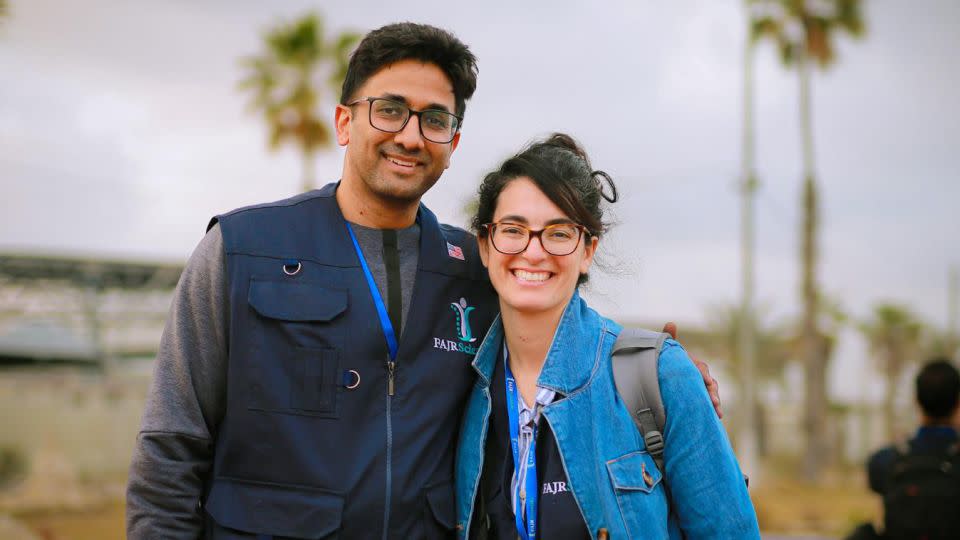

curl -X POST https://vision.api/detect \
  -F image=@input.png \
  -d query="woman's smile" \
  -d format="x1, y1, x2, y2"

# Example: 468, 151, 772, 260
511, 268, 553, 284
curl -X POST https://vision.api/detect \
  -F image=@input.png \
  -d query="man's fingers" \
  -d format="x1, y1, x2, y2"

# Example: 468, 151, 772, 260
709, 376, 722, 419
662, 321, 677, 340
693, 357, 723, 419
664, 321, 722, 418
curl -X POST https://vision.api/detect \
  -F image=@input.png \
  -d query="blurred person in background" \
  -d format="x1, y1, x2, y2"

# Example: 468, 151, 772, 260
845, 358, 960, 540
126, 22, 721, 539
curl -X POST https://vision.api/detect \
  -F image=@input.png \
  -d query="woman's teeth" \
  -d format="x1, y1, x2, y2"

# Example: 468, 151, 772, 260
514, 270, 549, 282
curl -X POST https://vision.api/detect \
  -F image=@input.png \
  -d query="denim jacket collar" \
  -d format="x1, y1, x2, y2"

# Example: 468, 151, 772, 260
471, 291, 612, 395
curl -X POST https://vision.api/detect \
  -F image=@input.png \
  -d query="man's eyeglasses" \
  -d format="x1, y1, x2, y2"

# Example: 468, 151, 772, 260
347, 97, 461, 144
481, 222, 589, 256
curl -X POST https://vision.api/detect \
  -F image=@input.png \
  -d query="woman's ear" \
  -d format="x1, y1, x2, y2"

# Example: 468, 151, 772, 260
477, 235, 490, 268
579, 235, 599, 275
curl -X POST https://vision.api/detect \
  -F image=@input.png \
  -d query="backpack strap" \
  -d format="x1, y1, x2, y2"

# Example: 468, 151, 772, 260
894, 438, 911, 457
611, 327, 669, 474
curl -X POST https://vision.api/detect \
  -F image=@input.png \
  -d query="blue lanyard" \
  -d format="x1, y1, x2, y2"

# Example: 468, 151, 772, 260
345, 223, 398, 360
504, 348, 538, 540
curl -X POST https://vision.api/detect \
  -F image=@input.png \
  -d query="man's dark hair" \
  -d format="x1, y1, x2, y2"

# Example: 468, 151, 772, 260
916, 358, 960, 420
340, 22, 478, 119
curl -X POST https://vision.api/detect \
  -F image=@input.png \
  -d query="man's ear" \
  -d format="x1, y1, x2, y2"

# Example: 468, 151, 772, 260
335, 104, 351, 146
444, 131, 461, 170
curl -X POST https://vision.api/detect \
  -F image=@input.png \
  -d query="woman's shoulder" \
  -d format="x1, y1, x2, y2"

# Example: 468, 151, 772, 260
656, 339, 696, 375
656, 339, 710, 401
603, 330, 696, 386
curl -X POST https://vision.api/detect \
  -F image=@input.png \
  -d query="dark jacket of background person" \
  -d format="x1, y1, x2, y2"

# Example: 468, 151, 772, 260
867, 425, 958, 494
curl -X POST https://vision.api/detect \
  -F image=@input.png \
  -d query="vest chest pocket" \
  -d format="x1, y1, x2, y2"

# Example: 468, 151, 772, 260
246, 279, 347, 417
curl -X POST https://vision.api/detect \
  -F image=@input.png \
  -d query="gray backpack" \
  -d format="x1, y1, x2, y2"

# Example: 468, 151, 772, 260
610, 327, 670, 474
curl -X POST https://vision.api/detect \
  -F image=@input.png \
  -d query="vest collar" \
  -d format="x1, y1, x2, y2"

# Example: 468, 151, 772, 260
411, 200, 452, 275
314, 181, 449, 271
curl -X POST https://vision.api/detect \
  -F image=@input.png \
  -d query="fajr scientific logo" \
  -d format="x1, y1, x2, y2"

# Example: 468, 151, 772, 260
450, 297, 477, 343
542, 481, 569, 495
433, 297, 479, 355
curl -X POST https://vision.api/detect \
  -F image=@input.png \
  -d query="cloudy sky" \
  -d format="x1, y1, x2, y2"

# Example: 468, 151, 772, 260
1, 1, 957, 399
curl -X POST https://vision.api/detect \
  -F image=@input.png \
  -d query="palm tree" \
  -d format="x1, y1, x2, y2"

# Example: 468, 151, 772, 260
239, 14, 359, 192
750, 0, 865, 481
937, 266, 960, 361
738, 0, 761, 479
859, 304, 924, 440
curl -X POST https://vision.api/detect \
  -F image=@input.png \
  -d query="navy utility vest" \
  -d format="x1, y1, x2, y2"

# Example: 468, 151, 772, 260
201, 183, 498, 539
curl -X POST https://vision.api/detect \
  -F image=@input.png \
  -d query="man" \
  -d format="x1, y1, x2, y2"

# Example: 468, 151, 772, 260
847, 358, 960, 540
127, 22, 720, 539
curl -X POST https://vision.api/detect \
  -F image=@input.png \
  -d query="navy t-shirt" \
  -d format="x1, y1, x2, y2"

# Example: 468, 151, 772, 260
473, 353, 591, 539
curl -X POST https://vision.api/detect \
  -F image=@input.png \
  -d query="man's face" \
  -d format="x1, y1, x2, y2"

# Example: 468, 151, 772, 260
336, 59, 461, 207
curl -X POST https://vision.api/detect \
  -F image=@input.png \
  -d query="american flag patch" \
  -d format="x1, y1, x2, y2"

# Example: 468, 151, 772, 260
447, 242, 465, 260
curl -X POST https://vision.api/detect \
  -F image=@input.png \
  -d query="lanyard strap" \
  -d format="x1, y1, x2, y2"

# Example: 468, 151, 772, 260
504, 347, 538, 540
346, 223, 399, 360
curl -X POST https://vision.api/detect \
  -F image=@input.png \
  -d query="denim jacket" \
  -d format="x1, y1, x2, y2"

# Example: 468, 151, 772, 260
455, 293, 760, 539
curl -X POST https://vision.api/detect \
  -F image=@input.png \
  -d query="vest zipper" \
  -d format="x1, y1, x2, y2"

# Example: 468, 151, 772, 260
383, 357, 395, 540
387, 360, 396, 396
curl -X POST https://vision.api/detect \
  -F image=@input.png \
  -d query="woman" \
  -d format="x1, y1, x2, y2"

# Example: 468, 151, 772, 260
455, 134, 760, 539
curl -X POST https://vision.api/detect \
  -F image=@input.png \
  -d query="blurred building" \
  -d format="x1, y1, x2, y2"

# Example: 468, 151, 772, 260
0, 253, 182, 367
0, 253, 182, 511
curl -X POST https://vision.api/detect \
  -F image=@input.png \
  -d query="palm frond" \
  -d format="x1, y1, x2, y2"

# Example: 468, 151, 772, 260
327, 31, 361, 94
238, 11, 358, 173
750, 0, 865, 71
835, 0, 866, 36
859, 303, 926, 372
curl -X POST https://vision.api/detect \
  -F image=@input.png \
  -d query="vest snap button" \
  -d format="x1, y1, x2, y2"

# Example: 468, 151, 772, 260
345, 369, 361, 389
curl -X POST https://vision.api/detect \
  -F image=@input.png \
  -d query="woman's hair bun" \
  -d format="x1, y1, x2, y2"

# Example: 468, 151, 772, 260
543, 133, 590, 165
591, 170, 618, 203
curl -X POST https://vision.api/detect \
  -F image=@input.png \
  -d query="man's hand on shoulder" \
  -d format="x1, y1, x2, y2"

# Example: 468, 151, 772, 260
662, 322, 723, 419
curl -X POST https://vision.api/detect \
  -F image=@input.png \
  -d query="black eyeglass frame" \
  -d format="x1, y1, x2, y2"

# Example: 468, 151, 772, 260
347, 97, 462, 144
480, 221, 591, 256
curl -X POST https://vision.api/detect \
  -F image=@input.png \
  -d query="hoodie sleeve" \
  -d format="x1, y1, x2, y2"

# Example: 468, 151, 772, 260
126, 224, 228, 539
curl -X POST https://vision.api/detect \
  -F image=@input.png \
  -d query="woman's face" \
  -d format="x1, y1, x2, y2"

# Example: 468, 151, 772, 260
478, 177, 597, 318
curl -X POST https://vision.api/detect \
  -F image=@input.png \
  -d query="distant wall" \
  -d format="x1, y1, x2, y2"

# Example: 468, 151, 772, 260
0, 365, 151, 479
